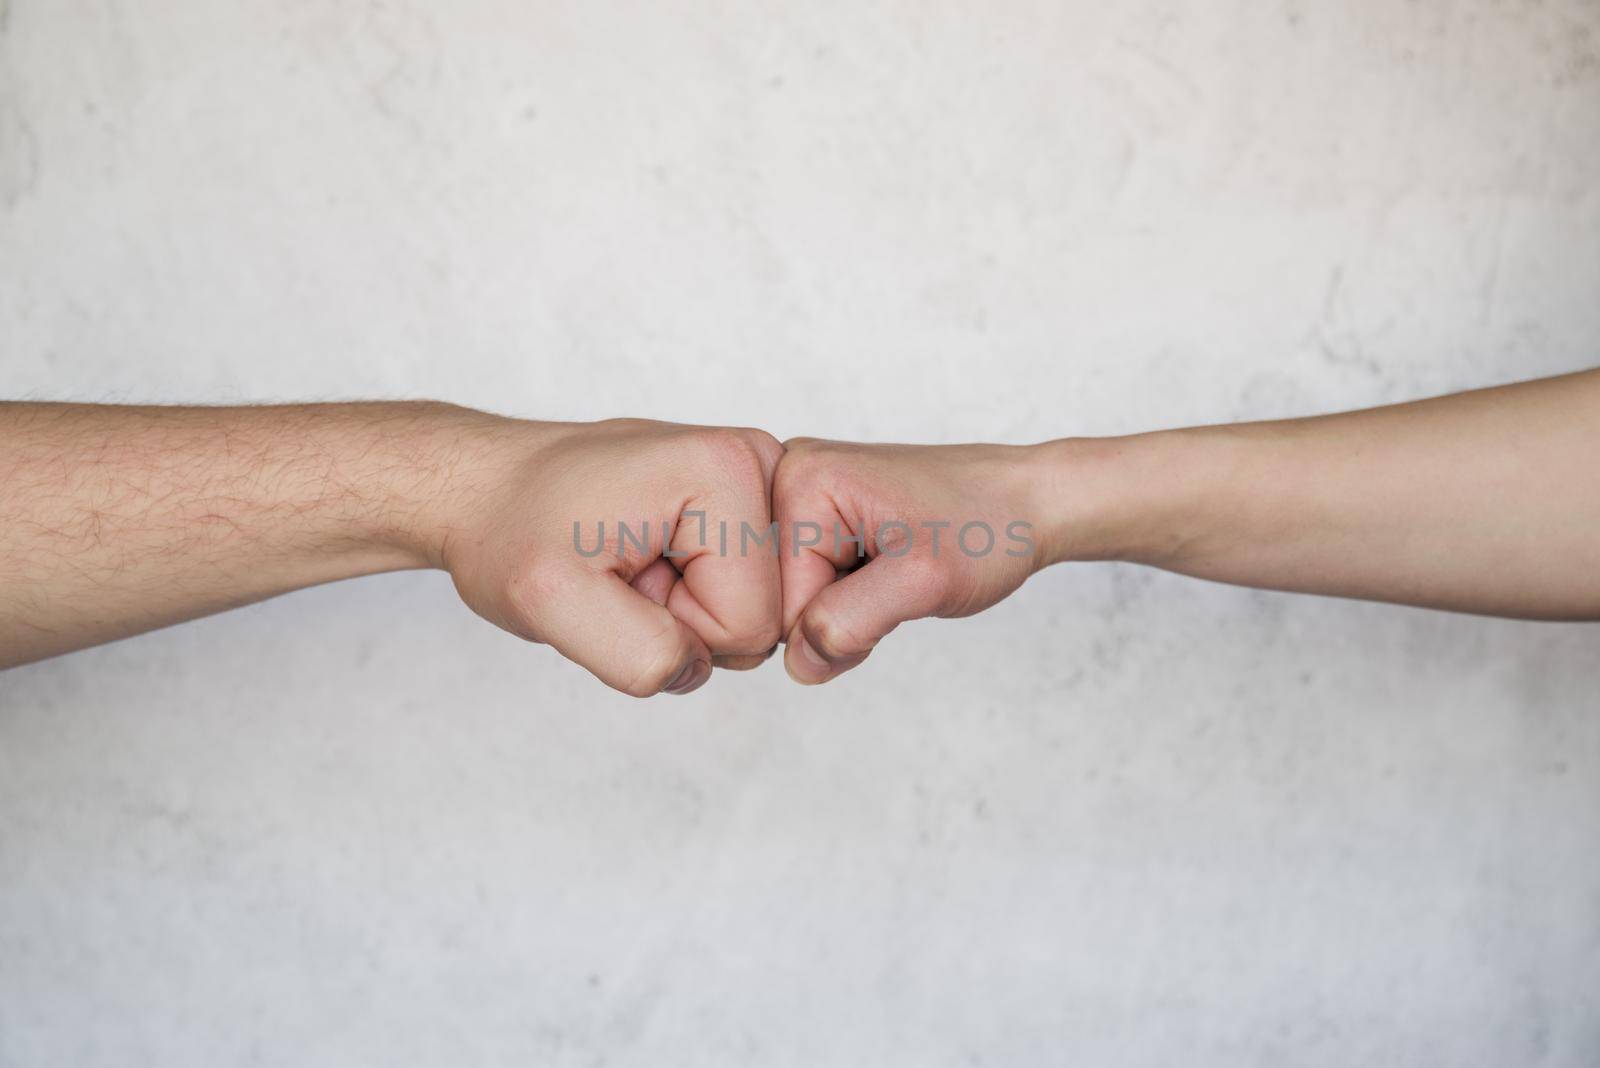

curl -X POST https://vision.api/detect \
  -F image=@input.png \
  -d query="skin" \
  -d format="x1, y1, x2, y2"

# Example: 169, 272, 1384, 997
0, 403, 782, 694
2, 368, 1597, 690
778, 368, 1600, 684
774, 439, 1045, 684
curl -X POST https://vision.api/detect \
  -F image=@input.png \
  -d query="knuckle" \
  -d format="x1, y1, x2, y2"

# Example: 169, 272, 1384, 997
897, 551, 947, 590
740, 427, 785, 470
895, 553, 955, 617
618, 620, 686, 698
684, 427, 767, 486
871, 516, 916, 556
805, 610, 871, 661
773, 444, 828, 497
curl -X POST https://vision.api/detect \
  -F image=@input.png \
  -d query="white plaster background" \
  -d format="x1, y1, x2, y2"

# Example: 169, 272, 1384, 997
2, 2, 1599, 1065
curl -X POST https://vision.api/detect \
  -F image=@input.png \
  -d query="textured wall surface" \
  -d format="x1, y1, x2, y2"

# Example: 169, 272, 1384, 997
3, 2, 1599, 1065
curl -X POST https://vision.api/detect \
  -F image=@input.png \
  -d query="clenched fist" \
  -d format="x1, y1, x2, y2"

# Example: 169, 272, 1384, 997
773, 438, 1056, 686
436, 417, 785, 696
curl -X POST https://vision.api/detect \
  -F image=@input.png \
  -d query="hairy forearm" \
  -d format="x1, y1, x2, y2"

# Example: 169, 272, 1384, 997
0, 401, 504, 669
1041, 369, 1600, 620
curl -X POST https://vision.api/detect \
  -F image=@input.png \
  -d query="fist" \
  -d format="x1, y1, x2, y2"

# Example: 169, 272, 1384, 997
439, 418, 784, 697
774, 438, 1050, 685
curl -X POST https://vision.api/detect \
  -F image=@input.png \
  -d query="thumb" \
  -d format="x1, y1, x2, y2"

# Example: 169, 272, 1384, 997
784, 554, 945, 685
541, 566, 714, 697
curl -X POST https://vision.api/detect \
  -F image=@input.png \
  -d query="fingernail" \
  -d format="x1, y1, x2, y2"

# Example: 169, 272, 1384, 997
663, 658, 710, 696
794, 634, 831, 675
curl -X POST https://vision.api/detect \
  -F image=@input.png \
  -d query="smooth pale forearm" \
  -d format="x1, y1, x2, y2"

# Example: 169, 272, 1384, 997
1036, 370, 1600, 620
0, 401, 511, 669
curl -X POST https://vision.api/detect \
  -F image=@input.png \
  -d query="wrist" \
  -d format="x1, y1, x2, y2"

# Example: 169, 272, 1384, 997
1023, 428, 1232, 570
380, 404, 565, 572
